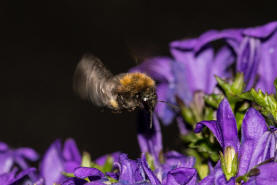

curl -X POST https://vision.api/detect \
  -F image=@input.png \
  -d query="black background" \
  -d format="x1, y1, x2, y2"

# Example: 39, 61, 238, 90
0, 0, 276, 159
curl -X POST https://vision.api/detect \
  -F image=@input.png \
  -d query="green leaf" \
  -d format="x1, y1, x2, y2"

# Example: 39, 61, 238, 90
215, 73, 245, 110
240, 88, 277, 122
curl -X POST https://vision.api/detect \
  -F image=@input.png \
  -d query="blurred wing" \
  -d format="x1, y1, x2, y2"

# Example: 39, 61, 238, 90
73, 54, 114, 107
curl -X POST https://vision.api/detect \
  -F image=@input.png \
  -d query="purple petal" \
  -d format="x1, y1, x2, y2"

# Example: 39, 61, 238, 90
170, 47, 214, 95
137, 114, 162, 166
217, 99, 239, 152
171, 61, 193, 104
0, 142, 9, 151
176, 117, 188, 135
141, 153, 161, 185
95, 152, 120, 166
40, 140, 64, 185
64, 161, 80, 173
195, 120, 223, 147
247, 162, 277, 185
164, 151, 195, 169
63, 138, 81, 164
11, 168, 36, 184
198, 175, 214, 185
255, 30, 277, 94
0, 169, 17, 185
236, 37, 261, 90
0, 153, 13, 174
238, 108, 268, 176
155, 83, 176, 124
210, 46, 235, 92
130, 57, 174, 83
243, 21, 277, 38
162, 167, 197, 185
247, 131, 275, 171
15, 147, 39, 161
61, 177, 87, 185
115, 154, 144, 184
170, 29, 242, 53
195, 99, 239, 152
74, 167, 104, 181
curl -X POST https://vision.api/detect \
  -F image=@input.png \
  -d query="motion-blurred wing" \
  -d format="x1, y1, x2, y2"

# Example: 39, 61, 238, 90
73, 54, 115, 107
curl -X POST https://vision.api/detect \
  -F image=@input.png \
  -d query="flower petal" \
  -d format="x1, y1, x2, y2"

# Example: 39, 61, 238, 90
246, 162, 277, 185
155, 83, 176, 124
238, 108, 268, 176
40, 140, 64, 185
217, 99, 239, 152
162, 167, 197, 185
137, 113, 162, 165
130, 57, 174, 83
243, 21, 277, 38
15, 147, 39, 161
74, 167, 104, 181
141, 153, 161, 185
63, 138, 81, 164
195, 120, 223, 147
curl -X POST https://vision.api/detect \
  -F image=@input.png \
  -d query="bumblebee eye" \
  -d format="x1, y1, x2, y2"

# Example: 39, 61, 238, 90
143, 97, 148, 102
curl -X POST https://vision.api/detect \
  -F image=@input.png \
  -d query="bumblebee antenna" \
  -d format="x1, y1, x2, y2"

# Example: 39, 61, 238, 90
158, 100, 179, 111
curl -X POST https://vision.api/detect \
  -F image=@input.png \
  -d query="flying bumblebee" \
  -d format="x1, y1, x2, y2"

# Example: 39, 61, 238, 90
73, 54, 157, 125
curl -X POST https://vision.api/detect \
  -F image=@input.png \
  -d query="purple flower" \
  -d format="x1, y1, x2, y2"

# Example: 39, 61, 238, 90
195, 99, 277, 184
171, 21, 277, 94
95, 152, 120, 166
40, 138, 81, 185
0, 168, 36, 185
0, 141, 39, 182
137, 110, 196, 184
132, 33, 235, 125
237, 21, 277, 93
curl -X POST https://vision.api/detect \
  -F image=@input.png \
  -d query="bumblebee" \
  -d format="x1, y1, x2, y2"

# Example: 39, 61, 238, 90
73, 55, 157, 115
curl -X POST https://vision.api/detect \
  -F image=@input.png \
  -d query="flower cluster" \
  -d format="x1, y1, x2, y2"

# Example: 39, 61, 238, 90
2, 21, 277, 185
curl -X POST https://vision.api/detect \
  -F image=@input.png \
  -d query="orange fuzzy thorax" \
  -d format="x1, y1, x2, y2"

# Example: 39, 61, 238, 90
118, 73, 155, 93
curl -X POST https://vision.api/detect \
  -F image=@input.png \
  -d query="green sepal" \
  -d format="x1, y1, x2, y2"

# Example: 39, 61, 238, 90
240, 88, 277, 122
185, 148, 209, 179
145, 152, 155, 171
101, 156, 114, 173
220, 151, 238, 181
204, 94, 224, 109
190, 139, 219, 162
180, 106, 195, 126
203, 107, 216, 121
62, 172, 75, 178
215, 73, 245, 108
235, 112, 245, 131
274, 79, 277, 96
107, 176, 118, 183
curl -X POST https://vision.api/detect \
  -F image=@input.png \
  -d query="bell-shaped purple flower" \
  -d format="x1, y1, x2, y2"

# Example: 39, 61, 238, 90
195, 99, 277, 184
40, 138, 81, 185
237, 21, 277, 93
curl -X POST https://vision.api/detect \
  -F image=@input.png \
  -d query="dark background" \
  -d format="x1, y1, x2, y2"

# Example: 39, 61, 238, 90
0, 0, 276, 159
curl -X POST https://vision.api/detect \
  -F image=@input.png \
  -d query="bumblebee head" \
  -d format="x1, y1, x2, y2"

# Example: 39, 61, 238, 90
116, 73, 157, 111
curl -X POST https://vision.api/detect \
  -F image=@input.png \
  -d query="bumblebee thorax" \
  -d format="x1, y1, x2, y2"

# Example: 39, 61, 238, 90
114, 73, 157, 111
